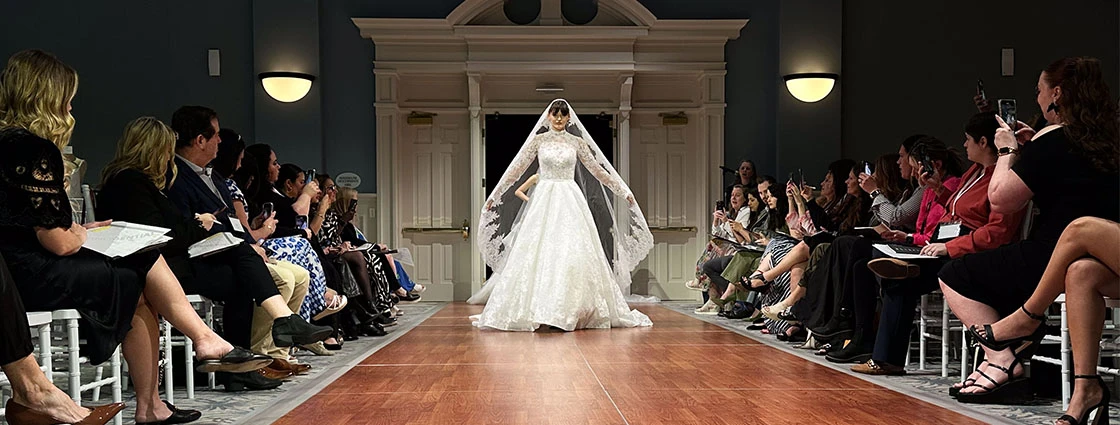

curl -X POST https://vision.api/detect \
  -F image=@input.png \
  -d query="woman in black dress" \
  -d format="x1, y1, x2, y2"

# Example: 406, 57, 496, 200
0, 49, 269, 424
941, 57, 1120, 408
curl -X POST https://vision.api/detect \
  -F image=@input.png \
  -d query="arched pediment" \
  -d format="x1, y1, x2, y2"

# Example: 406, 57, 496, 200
446, 0, 658, 27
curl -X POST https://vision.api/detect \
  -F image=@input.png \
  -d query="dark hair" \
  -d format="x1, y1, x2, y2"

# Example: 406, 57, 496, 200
901, 134, 927, 156
963, 112, 999, 156
873, 153, 908, 202
1044, 57, 1119, 172
243, 143, 274, 201
911, 136, 965, 178
276, 163, 304, 193
820, 159, 857, 208
760, 174, 778, 188
762, 184, 787, 231
171, 106, 218, 149
213, 128, 245, 178
548, 100, 570, 117
232, 150, 258, 198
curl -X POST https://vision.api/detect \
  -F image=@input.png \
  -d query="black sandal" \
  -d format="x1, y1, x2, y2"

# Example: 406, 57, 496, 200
740, 271, 771, 294
955, 356, 1031, 404
949, 359, 987, 397
968, 305, 1046, 351
1057, 375, 1112, 425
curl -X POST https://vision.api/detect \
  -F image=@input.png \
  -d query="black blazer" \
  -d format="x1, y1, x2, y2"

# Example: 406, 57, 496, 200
96, 169, 212, 277
165, 157, 253, 243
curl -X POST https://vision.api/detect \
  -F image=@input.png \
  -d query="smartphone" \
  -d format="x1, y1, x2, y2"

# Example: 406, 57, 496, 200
348, 199, 358, 213
998, 99, 1016, 128
260, 202, 274, 218
920, 152, 935, 178
976, 79, 986, 101
796, 168, 804, 188
715, 200, 726, 211
863, 161, 873, 175
304, 168, 316, 185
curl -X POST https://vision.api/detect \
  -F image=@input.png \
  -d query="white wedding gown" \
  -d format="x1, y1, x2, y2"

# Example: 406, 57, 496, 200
469, 129, 652, 331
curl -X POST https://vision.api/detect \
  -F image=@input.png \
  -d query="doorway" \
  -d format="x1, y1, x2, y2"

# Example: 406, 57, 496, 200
482, 113, 615, 278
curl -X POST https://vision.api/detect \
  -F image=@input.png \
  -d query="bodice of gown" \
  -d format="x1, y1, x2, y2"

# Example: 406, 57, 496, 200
537, 135, 578, 181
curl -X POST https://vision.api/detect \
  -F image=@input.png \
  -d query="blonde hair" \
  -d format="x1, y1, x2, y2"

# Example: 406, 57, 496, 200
0, 50, 78, 152
102, 117, 178, 189
334, 187, 358, 214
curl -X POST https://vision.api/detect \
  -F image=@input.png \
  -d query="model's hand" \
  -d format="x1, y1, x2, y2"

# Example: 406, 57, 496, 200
626, 195, 635, 206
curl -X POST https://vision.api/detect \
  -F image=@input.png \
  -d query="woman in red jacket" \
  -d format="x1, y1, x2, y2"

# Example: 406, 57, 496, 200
851, 113, 1027, 376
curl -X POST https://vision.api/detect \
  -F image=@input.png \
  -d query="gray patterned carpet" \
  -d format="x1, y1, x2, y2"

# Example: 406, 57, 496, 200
662, 301, 1119, 425
54, 302, 444, 425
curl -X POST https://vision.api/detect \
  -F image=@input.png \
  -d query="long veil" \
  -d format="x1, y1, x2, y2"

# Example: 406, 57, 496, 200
470, 99, 657, 304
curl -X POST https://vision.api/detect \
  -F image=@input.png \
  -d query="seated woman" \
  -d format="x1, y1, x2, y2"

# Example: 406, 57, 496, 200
0, 49, 271, 425
797, 149, 922, 360
940, 57, 1119, 404
974, 217, 1118, 424
97, 117, 335, 382
1, 253, 125, 425
323, 188, 402, 326
755, 160, 869, 322
240, 145, 336, 322
852, 122, 1024, 377
692, 185, 755, 314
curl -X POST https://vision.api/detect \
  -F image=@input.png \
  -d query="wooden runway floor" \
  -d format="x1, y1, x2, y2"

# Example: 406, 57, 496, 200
273, 303, 985, 424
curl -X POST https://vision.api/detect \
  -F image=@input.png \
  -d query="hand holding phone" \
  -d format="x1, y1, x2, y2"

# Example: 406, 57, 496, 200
863, 161, 873, 176
976, 79, 986, 101
348, 199, 359, 213
998, 99, 1017, 133
260, 202, 274, 219
304, 168, 317, 185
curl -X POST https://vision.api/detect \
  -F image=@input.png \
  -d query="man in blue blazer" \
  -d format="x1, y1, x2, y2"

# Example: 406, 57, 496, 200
168, 106, 331, 390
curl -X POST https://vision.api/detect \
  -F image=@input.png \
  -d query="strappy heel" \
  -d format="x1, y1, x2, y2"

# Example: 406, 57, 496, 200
741, 271, 772, 294
1058, 375, 1112, 425
955, 355, 1032, 404
969, 305, 1046, 351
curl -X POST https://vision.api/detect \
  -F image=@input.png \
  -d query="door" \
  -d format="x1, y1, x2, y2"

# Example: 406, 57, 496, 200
628, 112, 703, 300
397, 113, 473, 301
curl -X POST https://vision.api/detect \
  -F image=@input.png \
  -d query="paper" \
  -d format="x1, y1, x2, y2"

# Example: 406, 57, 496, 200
855, 224, 890, 234
394, 248, 414, 267
83, 221, 172, 259
873, 243, 938, 260
188, 232, 243, 258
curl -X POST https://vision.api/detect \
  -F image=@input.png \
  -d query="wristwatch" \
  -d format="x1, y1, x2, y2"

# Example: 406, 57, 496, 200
997, 146, 1020, 156
870, 189, 881, 199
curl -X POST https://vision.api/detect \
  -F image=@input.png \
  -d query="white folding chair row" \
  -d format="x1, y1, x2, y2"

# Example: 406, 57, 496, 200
159, 294, 216, 403
1031, 294, 1120, 410
49, 309, 122, 425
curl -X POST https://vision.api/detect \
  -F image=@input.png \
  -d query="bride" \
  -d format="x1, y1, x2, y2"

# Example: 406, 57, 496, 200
468, 99, 654, 331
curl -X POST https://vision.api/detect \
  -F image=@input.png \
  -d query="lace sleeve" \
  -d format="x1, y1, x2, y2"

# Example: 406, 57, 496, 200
490, 134, 542, 202
574, 135, 630, 197
0, 133, 73, 230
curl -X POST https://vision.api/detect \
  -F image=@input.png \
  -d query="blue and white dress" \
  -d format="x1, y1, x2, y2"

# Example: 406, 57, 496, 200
226, 179, 327, 320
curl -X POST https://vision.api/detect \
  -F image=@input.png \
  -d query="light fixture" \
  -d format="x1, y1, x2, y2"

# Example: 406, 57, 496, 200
783, 73, 838, 103
259, 72, 316, 103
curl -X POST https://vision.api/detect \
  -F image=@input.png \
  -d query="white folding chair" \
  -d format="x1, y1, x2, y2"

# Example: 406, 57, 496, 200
0, 312, 54, 421
50, 309, 122, 425
160, 294, 216, 403
1033, 295, 1120, 410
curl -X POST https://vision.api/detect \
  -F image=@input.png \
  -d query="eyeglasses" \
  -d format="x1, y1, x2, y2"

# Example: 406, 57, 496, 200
325, 185, 338, 192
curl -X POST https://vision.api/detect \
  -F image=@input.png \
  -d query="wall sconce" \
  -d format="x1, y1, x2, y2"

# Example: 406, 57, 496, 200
659, 112, 688, 126
259, 72, 316, 103
783, 73, 838, 103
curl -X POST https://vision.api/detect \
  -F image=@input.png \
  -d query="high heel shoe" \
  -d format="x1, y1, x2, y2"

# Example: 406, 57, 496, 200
1058, 375, 1112, 425
5, 399, 125, 425
740, 271, 771, 294
969, 305, 1046, 351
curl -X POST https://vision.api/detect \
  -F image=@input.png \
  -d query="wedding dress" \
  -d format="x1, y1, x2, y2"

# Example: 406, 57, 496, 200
468, 100, 653, 331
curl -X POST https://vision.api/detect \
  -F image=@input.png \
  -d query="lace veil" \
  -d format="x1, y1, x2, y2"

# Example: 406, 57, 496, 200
472, 99, 656, 303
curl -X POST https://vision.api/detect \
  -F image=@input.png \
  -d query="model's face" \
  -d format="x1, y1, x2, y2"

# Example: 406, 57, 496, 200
898, 145, 913, 179
550, 112, 570, 131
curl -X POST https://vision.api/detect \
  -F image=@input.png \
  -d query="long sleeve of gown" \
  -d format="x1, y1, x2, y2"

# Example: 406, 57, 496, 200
574, 136, 631, 197
491, 135, 541, 201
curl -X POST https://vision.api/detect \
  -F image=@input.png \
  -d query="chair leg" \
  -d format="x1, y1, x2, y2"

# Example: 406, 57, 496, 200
960, 322, 969, 382
1060, 302, 1070, 410
67, 318, 80, 402
39, 323, 52, 383
204, 302, 216, 390
162, 319, 174, 405
185, 335, 195, 399
941, 298, 949, 378
111, 346, 122, 425
919, 295, 928, 371
92, 366, 103, 402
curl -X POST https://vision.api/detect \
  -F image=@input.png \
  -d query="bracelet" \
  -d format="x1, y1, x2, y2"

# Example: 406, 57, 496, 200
997, 146, 1020, 156
870, 190, 881, 198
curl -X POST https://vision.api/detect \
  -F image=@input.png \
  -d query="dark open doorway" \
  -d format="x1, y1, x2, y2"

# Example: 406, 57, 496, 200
483, 113, 615, 278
